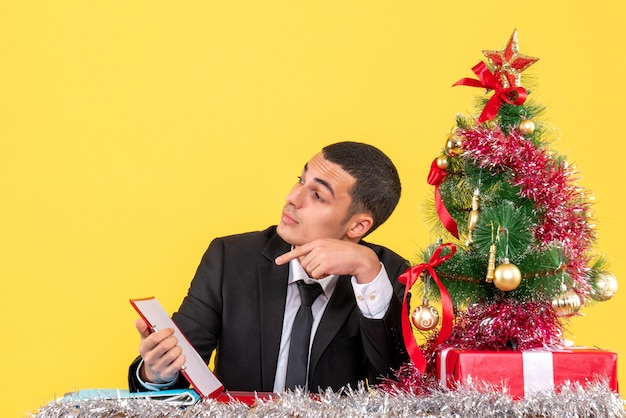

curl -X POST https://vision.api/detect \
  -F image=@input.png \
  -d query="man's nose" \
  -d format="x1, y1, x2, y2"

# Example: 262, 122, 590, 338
286, 186, 304, 208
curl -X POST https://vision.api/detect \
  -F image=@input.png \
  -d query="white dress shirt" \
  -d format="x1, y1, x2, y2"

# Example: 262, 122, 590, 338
272, 258, 393, 392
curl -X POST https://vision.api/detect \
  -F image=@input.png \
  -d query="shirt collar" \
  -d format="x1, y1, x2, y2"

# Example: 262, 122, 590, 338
288, 258, 337, 297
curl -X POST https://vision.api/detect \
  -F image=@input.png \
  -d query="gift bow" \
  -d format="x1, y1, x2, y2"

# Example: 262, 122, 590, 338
453, 61, 528, 123
427, 159, 459, 239
398, 243, 456, 373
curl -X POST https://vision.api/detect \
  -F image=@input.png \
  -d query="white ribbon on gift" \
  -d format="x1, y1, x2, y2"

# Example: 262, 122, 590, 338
439, 347, 452, 387
522, 350, 554, 395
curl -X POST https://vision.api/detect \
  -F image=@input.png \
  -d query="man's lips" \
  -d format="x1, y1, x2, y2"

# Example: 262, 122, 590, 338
281, 210, 298, 225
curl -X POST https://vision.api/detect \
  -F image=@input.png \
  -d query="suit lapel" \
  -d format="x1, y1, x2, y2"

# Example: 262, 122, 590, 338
258, 232, 291, 390
308, 275, 355, 377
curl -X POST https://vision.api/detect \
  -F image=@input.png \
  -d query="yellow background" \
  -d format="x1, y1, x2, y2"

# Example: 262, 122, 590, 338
1, 1, 624, 416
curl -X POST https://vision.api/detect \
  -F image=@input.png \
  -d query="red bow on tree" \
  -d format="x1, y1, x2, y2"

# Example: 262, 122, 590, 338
453, 61, 528, 123
427, 159, 459, 239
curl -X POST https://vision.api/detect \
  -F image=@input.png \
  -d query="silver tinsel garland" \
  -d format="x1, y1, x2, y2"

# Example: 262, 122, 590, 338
34, 381, 625, 418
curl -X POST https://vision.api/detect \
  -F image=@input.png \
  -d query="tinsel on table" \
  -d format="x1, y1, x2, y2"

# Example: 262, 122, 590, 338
33, 382, 625, 418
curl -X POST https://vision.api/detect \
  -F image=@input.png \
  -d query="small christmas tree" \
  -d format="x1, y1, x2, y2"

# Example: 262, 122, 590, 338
407, 30, 618, 357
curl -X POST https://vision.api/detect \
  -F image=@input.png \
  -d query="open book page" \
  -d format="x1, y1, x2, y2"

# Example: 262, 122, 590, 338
130, 297, 224, 399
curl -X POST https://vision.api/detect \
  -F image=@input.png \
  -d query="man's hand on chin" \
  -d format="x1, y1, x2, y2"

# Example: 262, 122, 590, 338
275, 238, 380, 283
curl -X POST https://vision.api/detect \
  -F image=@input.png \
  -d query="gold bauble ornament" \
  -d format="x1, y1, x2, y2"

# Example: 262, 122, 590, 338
411, 299, 440, 331
493, 260, 522, 291
552, 289, 582, 317
436, 156, 449, 170
593, 271, 618, 301
445, 132, 464, 156
518, 118, 535, 135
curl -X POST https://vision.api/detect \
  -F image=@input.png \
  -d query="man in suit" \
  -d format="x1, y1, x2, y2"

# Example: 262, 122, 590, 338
129, 141, 409, 394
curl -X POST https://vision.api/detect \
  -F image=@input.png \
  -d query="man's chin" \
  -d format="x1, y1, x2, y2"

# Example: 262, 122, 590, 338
276, 224, 299, 246
276, 223, 291, 242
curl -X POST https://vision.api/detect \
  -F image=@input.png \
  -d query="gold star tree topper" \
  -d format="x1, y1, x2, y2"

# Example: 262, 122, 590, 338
482, 29, 539, 89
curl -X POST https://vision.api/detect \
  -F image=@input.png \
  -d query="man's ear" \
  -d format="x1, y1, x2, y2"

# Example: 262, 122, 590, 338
346, 214, 374, 240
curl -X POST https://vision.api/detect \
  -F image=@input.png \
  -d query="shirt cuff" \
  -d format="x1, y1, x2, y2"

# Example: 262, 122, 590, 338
135, 359, 179, 391
351, 263, 393, 319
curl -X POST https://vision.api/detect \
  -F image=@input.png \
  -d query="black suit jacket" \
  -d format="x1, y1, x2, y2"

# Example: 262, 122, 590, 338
129, 226, 409, 393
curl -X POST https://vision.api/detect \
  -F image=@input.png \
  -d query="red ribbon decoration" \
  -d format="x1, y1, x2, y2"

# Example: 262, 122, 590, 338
398, 243, 456, 373
453, 61, 528, 123
427, 159, 459, 239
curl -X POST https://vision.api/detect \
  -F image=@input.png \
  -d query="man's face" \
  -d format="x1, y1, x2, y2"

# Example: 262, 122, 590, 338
277, 152, 356, 246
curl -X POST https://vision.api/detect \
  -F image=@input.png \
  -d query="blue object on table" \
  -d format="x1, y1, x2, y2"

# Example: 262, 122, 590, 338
61, 388, 201, 406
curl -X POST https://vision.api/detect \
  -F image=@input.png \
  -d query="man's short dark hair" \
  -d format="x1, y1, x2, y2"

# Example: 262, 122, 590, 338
322, 141, 401, 235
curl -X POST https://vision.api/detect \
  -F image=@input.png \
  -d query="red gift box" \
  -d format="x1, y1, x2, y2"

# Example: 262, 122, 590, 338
436, 348, 619, 399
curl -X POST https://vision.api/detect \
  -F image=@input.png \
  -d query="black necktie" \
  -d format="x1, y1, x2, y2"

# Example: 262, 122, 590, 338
285, 280, 324, 390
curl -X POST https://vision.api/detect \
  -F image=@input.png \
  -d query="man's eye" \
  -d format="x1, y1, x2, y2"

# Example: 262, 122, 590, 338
314, 192, 324, 201
297, 176, 304, 185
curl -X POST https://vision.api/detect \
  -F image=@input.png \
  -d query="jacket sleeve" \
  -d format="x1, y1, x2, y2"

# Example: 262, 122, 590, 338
357, 247, 410, 384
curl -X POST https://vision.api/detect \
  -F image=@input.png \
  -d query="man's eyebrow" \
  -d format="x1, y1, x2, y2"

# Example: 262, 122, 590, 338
303, 163, 335, 198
